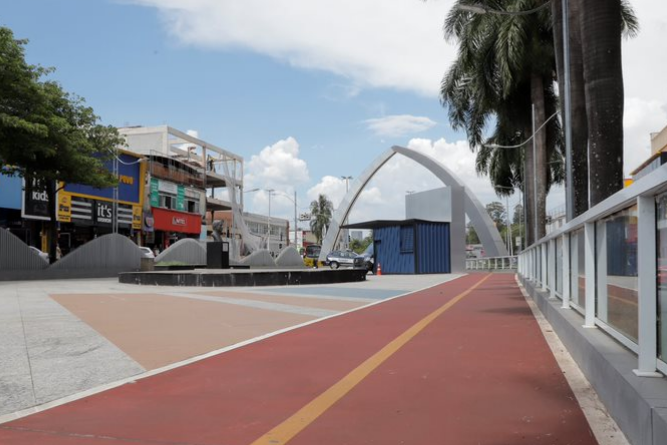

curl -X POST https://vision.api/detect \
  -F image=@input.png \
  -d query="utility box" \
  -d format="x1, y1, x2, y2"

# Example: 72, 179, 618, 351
207, 241, 230, 269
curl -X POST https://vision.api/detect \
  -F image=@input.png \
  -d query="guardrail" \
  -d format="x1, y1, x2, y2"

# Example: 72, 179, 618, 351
466, 256, 517, 271
518, 162, 667, 378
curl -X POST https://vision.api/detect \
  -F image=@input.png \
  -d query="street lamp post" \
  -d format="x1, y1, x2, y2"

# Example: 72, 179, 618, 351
341, 176, 352, 249
271, 190, 299, 247
266, 188, 274, 252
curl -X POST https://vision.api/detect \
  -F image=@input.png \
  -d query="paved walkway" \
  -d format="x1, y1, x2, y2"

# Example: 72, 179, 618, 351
0, 274, 457, 417
0, 274, 604, 444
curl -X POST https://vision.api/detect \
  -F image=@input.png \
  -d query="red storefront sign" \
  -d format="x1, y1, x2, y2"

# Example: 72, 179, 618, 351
152, 208, 201, 234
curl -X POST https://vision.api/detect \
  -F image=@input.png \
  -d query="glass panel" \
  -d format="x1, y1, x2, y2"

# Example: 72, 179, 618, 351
570, 229, 585, 308
657, 194, 667, 359
556, 237, 563, 296
599, 206, 638, 342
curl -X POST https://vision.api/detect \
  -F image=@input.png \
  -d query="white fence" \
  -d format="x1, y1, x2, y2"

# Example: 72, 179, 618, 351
518, 162, 667, 377
466, 256, 517, 271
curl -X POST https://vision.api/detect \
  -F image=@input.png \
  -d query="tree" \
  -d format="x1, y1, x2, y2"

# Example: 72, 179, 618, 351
349, 235, 372, 254
309, 194, 333, 245
466, 222, 480, 245
0, 27, 124, 262
486, 201, 507, 233
551, 0, 638, 214
442, 0, 563, 245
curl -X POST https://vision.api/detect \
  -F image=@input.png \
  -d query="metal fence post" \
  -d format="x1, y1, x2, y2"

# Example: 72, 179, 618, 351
562, 233, 571, 309
634, 195, 661, 377
584, 222, 596, 328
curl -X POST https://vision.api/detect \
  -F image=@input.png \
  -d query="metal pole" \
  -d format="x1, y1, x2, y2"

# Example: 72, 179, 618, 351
113, 152, 119, 234
563, 0, 574, 221
532, 103, 538, 243
506, 194, 512, 256
294, 190, 297, 246
267, 189, 273, 252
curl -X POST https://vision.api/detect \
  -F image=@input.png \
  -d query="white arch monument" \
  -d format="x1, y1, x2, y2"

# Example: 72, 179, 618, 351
318, 145, 508, 262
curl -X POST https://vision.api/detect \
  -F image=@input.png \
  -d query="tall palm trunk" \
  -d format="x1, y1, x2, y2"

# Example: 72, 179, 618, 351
580, 0, 624, 206
552, 0, 589, 216
531, 73, 548, 241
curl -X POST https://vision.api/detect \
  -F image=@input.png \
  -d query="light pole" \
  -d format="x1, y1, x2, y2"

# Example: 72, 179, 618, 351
270, 190, 299, 247
266, 188, 274, 252
457, 0, 574, 223
341, 176, 352, 249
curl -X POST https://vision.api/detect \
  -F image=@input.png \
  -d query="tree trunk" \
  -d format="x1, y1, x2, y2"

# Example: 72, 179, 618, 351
531, 73, 548, 241
580, 0, 624, 206
46, 180, 58, 264
552, 0, 589, 216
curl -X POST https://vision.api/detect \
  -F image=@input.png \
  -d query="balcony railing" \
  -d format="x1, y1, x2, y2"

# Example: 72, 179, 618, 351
518, 162, 667, 377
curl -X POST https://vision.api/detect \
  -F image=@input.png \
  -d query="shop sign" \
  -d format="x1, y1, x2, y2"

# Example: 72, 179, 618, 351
58, 194, 72, 223
152, 207, 201, 234
143, 210, 155, 232
64, 153, 142, 204
158, 180, 178, 195
176, 185, 185, 212
132, 206, 142, 230
96, 201, 113, 224
150, 178, 160, 207
22, 178, 53, 221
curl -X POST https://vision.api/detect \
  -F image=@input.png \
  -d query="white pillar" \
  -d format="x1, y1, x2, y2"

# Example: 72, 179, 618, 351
549, 239, 556, 299
562, 233, 571, 309
596, 221, 608, 323
634, 196, 661, 377
541, 243, 548, 290
584, 222, 596, 328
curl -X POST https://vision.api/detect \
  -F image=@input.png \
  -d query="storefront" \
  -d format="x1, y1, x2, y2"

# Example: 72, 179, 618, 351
145, 175, 205, 251
56, 151, 145, 254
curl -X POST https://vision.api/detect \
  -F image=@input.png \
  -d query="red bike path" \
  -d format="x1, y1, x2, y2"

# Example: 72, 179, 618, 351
0, 274, 598, 445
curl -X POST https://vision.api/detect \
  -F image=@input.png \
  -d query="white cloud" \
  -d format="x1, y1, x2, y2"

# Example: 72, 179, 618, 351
365, 115, 437, 138
245, 137, 309, 189
128, 0, 453, 96
242, 137, 309, 220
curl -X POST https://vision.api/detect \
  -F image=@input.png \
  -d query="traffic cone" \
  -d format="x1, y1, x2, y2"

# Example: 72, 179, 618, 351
377, 262, 382, 276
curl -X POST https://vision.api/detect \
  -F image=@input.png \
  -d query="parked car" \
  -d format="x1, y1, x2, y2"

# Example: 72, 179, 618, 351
360, 243, 374, 272
29, 246, 49, 262
325, 250, 364, 269
303, 244, 323, 268
139, 247, 155, 259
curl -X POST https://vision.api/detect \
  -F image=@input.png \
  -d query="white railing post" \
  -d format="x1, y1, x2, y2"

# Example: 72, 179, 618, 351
584, 222, 596, 328
541, 243, 548, 290
634, 195, 661, 377
549, 239, 556, 299
596, 221, 608, 324
562, 233, 571, 309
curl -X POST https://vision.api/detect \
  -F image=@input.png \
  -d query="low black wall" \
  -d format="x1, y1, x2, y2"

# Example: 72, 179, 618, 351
119, 268, 367, 287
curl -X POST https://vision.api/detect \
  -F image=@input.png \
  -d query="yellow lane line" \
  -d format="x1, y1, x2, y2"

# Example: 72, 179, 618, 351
249, 273, 493, 445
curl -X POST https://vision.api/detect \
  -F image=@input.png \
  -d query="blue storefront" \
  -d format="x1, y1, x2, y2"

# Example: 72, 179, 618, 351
345, 219, 451, 274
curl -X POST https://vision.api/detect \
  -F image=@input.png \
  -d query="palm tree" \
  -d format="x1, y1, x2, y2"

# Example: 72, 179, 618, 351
552, 0, 638, 214
442, 0, 562, 244
310, 194, 333, 244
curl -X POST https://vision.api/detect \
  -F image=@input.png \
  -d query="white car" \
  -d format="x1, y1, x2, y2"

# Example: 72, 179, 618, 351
139, 247, 155, 259
29, 246, 49, 262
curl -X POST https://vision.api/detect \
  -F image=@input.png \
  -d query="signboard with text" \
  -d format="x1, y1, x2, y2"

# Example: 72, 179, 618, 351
22, 178, 53, 221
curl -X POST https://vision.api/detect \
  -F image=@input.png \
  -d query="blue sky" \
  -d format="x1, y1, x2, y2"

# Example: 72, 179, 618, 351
2, 0, 664, 224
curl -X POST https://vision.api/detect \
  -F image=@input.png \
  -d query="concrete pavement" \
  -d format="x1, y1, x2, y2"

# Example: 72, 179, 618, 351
0, 273, 457, 419
0, 273, 627, 444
